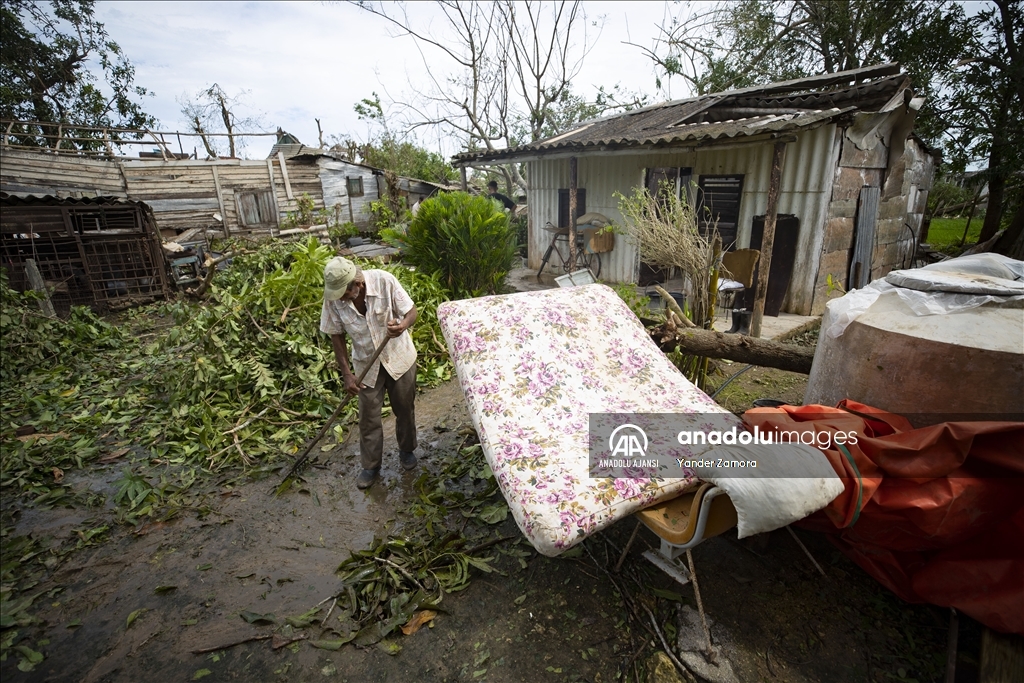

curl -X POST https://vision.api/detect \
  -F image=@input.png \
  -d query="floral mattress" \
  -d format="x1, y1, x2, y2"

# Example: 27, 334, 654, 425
437, 283, 737, 556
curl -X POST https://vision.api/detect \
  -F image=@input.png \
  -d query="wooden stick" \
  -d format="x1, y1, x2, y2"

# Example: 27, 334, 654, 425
685, 549, 716, 664
464, 535, 517, 555
373, 556, 428, 594
944, 608, 958, 683
24, 259, 56, 318
191, 634, 271, 654
615, 520, 642, 572
750, 140, 788, 338
786, 526, 827, 577
277, 335, 391, 486
321, 597, 338, 627
642, 603, 692, 679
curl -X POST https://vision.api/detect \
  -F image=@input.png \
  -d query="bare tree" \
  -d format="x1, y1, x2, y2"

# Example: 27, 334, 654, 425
351, 1, 620, 193
177, 84, 263, 159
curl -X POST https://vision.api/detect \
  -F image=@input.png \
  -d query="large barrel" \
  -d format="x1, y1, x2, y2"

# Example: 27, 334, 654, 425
804, 259, 1024, 426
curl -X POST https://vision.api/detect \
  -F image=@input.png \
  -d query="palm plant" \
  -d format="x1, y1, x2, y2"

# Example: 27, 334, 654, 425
384, 191, 517, 299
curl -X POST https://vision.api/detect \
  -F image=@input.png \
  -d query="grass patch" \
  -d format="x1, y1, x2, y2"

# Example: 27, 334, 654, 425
926, 216, 981, 254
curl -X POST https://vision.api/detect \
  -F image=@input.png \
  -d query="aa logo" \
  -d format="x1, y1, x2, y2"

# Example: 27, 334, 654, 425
609, 424, 648, 458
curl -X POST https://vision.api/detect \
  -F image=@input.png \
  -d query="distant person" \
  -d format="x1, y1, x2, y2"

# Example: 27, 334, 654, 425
487, 180, 516, 211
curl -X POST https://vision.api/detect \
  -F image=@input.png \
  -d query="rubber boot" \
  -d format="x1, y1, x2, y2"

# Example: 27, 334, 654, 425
726, 310, 741, 334
733, 310, 752, 336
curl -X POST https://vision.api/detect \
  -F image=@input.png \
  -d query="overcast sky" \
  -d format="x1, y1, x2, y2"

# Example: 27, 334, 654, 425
93, 1, 687, 159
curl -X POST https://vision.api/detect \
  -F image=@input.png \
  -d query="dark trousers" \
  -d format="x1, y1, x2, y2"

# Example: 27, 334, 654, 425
357, 364, 417, 470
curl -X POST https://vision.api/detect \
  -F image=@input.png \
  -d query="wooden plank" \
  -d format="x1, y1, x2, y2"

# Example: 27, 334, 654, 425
750, 141, 788, 338
266, 159, 281, 231
211, 165, 229, 237
277, 152, 294, 199
568, 156, 578, 272
980, 627, 1024, 683
849, 186, 880, 289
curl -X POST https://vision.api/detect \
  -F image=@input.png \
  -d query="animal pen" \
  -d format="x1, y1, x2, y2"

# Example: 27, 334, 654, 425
0, 193, 169, 314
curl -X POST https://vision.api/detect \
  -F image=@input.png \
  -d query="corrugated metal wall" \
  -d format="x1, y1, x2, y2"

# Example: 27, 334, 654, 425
318, 159, 380, 228
526, 124, 839, 313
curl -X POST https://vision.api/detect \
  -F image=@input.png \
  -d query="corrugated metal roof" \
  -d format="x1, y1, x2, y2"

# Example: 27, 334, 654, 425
0, 192, 143, 207
454, 64, 908, 164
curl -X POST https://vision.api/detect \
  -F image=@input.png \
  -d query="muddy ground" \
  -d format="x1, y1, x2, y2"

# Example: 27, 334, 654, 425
2, 372, 982, 683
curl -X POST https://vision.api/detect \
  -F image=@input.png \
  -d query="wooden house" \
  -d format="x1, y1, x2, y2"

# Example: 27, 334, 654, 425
453, 63, 937, 316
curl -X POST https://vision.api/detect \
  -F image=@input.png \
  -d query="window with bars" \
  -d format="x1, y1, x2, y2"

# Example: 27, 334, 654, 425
697, 175, 744, 249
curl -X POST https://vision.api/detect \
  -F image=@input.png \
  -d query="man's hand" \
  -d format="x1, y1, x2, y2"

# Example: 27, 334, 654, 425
343, 372, 363, 396
386, 318, 405, 339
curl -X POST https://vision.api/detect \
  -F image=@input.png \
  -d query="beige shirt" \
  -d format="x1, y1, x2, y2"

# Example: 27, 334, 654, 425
319, 270, 417, 388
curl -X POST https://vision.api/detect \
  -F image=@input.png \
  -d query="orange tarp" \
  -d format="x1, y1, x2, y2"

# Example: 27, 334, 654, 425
743, 401, 1024, 635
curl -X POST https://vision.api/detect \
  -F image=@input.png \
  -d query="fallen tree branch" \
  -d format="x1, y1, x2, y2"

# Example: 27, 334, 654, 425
652, 325, 814, 374
186, 250, 250, 298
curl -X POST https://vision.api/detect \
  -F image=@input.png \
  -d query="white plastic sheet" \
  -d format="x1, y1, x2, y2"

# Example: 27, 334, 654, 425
824, 253, 1024, 339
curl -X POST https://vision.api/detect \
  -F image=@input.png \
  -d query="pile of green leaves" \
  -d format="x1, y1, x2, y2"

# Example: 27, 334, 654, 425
383, 191, 517, 298
1, 237, 453, 516
294, 442, 511, 652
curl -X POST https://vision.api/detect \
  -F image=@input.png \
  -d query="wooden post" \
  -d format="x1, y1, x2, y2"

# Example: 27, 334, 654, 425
266, 158, 282, 233
568, 156, 578, 272
460, 166, 468, 192
211, 165, 229, 237
750, 141, 788, 339
146, 129, 169, 160
277, 151, 294, 200
102, 130, 114, 158
25, 259, 56, 318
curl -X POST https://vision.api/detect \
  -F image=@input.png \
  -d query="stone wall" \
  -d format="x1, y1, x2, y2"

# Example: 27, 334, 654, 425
810, 127, 937, 315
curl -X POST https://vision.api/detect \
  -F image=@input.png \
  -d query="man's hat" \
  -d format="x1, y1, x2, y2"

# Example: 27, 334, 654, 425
324, 256, 357, 301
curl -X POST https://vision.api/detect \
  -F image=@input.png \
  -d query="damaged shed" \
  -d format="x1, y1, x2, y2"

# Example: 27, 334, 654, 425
455, 63, 937, 316
0, 193, 169, 313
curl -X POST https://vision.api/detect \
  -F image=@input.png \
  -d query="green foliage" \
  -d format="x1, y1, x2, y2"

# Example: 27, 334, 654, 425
927, 181, 978, 215
0, 271, 124, 382
384, 192, 517, 299
369, 198, 409, 233
341, 93, 457, 184
510, 213, 529, 257
612, 283, 652, 321
281, 193, 332, 229
0, 0, 156, 148
0, 237, 452, 520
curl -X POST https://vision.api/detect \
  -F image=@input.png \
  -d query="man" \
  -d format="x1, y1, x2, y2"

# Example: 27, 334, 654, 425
487, 180, 516, 211
320, 256, 418, 489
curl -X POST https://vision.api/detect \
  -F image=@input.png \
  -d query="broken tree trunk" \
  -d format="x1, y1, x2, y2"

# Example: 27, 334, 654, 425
25, 259, 56, 318
652, 324, 814, 374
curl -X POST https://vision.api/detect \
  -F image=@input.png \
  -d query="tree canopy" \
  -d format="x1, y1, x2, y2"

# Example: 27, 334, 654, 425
0, 0, 155, 148
644, 0, 1023, 253
352, 1, 646, 193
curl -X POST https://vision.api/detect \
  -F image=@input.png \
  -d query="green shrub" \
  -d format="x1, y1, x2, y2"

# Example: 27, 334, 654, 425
510, 213, 529, 258
384, 191, 517, 298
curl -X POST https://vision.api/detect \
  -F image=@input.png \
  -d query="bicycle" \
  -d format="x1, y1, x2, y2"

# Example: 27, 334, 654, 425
537, 222, 602, 279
